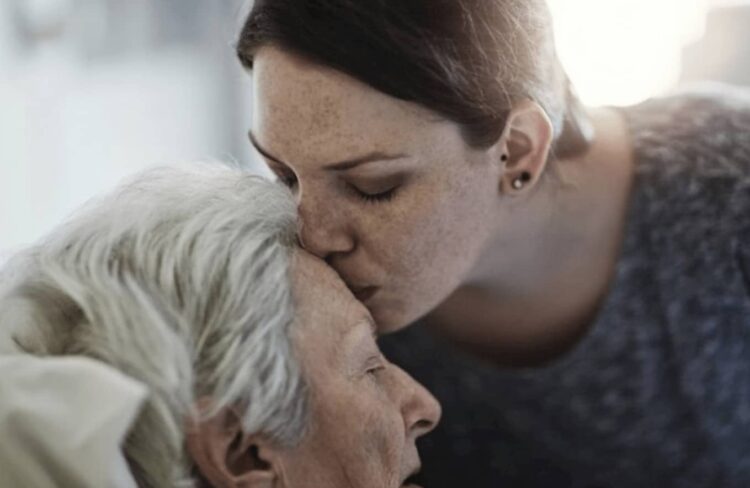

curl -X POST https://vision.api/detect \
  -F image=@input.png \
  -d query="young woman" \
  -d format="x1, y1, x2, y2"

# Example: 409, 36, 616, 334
236, 1, 750, 486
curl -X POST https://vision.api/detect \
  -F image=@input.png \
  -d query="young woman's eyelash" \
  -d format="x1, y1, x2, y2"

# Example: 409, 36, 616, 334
275, 171, 297, 188
350, 185, 398, 204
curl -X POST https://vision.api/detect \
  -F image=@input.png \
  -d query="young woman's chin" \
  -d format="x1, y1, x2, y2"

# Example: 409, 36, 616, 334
367, 293, 426, 334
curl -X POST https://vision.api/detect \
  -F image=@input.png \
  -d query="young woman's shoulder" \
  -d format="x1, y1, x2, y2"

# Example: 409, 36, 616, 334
626, 82, 750, 125
619, 83, 750, 218
618, 83, 750, 304
621, 83, 750, 181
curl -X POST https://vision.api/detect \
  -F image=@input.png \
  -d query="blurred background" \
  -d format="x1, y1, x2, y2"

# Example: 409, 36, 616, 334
1, 0, 749, 257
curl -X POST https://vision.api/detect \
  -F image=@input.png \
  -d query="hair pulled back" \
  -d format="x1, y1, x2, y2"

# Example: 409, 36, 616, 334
237, 0, 592, 158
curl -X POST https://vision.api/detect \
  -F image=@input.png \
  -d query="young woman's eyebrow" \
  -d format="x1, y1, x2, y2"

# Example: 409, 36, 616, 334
248, 130, 407, 171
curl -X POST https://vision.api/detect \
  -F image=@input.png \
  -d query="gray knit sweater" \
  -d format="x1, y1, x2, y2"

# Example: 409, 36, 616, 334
380, 85, 750, 488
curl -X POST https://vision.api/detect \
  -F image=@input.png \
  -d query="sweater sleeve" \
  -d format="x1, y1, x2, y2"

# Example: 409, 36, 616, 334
737, 225, 750, 299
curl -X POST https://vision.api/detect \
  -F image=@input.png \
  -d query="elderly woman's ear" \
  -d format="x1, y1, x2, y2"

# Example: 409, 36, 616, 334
185, 399, 281, 488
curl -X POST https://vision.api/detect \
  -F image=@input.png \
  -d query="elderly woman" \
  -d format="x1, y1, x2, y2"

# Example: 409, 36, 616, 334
0, 164, 440, 488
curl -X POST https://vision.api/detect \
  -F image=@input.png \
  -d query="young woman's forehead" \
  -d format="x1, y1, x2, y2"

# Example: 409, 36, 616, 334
253, 47, 440, 131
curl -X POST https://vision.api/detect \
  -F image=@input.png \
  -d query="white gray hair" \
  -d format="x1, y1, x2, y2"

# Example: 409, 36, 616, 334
0, 163, 307, 488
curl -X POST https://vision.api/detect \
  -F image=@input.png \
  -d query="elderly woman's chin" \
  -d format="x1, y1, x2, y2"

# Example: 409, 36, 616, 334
188, 250, 440, 488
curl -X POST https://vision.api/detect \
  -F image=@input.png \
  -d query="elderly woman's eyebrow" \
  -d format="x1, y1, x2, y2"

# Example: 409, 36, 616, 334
338, 315, 377, 345
342, 316, 378, 350
362, 314, 377, 337
335, 317, 380, 370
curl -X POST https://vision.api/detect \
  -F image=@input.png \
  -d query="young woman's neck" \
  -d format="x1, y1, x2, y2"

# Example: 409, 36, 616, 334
427, 106, 635, 367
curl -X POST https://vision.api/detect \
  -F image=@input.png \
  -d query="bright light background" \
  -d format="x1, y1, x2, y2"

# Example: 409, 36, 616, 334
1, 0, 748, 258
549, 0, 708, 106
0, 0, 258, 260
549, 0, 750, 106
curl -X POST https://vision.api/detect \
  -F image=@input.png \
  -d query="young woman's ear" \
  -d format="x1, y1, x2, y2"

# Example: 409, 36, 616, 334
185, 398, 282, 488
497, 99, 554, 195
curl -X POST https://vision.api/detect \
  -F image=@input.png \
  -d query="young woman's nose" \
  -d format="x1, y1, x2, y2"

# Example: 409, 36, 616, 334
296, 198, 355, 259
399, 369, 442, 439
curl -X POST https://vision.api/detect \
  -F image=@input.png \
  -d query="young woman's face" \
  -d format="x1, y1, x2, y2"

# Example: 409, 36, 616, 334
251, 46, 504, 332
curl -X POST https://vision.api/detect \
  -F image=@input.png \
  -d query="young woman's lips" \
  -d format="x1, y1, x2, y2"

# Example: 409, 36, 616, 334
350, 285, 379, 302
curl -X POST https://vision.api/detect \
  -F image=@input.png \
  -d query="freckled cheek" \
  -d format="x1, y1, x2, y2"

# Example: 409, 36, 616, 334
372, 185, 452, 250
390, 200, 472, 275
355, 174, 483, 283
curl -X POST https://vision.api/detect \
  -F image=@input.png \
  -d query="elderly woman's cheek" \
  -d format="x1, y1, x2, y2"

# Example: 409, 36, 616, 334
361, 412, 404, 484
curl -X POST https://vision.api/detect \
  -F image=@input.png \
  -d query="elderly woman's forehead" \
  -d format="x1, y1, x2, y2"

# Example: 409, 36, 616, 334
291, 251, 376, 336
292, 250, 339, 283
291, 252, 355, 308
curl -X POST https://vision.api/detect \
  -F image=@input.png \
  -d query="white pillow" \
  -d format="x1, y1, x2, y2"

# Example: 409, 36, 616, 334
0, 354, 147, 488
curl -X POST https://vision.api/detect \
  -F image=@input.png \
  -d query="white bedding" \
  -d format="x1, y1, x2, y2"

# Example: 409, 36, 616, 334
0, 354, 147, 488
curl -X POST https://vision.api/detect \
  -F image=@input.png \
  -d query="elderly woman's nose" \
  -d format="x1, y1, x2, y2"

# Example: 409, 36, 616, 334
400, 370, 442, 438
296, 198, 354, 259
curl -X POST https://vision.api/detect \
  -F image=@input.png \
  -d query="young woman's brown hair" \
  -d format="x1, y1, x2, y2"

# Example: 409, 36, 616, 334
237, 0, 592, 157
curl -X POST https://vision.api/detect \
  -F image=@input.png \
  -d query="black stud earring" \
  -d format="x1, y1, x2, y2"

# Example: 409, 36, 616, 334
512, 172, 532, 190
501, 154, 508, 162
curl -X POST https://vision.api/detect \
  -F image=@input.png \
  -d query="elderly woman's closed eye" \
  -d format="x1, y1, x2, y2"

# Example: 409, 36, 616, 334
0, 163, 440, 488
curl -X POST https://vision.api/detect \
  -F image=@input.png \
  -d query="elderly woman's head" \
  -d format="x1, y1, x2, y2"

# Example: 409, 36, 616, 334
0, 164, 440, 487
